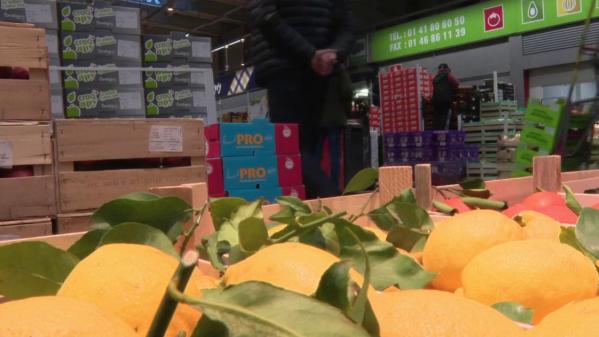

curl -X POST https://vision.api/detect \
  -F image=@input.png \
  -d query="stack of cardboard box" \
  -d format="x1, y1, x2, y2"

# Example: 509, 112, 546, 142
206, 121, 306, 202
379, 65, 433, 133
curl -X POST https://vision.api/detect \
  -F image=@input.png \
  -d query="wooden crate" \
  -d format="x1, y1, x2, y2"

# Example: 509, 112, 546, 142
0, 122, 55, 221
0, 22, 50, 121
0, 217, 52, 240
56, 212, 93, 234
54, 118, 206, 213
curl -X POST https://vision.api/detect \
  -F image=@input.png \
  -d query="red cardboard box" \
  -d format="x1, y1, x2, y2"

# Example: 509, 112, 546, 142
277, 155, 303, 187
275, 124, 300, 155
282, 185, 307, 200
205, 124, 220, 142
207, 141, 220, 159
207, 158, 225, 196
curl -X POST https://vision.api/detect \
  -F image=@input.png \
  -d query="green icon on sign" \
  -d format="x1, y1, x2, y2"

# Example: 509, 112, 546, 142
522, 0, 545, 23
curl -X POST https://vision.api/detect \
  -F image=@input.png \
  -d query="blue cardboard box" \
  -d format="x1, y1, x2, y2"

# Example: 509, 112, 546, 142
223, 155, 279, 190
228, 187, 283, 203
220, 121, 276, 157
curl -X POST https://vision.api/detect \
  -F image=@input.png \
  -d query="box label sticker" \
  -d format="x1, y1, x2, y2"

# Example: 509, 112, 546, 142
26, 3, 52, 23
192, 41, 211, 58
119, 69, 140, 85
149, 125, 183, 152
115, 10, 138, 29
51, 94, 63, 115
193, 90, 206, 107
119, 91, 142, 110
0, 140, 13, 169
118, 39, 140, 59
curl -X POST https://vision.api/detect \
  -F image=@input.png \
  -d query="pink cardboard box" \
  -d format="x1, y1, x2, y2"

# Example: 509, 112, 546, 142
205, 124, 220, 142
207, 141, 220, 159
207, 158, 224, 196
277, 155, 303, 187
276, 124, 300, 155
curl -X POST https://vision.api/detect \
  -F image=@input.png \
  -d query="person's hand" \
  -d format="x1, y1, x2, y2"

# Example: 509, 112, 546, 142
311, 49, 337, 76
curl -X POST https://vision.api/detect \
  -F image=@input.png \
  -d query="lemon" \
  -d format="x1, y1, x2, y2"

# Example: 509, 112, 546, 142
531, 297, 599, 337
422, 210, 526, 291
223, 242, 362, 295
462, 240, 598, 324
58, 244, 216, 337
515, 210, 562, 241
370, 289, 523, 337
0, 296, 138, 337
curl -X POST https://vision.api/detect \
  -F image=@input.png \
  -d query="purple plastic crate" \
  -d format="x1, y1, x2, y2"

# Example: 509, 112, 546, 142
412, 131, 433, 147
434, 147, 449, 161
466, 145, 479, 161
448, 131, 466, 146
432, 131, 449, 146
385, 148, 411, 164
411, 146, 434, 163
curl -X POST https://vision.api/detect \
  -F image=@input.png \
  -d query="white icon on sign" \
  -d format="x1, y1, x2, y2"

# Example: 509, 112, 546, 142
487, 12, 502, 27
285, 158, 294, 170
563, 0, 577, 11
528, 1, 539, 18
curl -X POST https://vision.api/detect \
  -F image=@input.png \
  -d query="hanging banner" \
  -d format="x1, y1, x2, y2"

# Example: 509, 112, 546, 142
371, 0, 599, 62
214, 67, 257, 98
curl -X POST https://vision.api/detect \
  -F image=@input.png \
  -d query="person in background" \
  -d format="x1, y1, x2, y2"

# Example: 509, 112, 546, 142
249, 0, 354, 198
432, 63, 459, 130
318, 63, 353, 193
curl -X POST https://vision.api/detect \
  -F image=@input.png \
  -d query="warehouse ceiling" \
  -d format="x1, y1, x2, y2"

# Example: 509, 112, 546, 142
135, 0, 481, 46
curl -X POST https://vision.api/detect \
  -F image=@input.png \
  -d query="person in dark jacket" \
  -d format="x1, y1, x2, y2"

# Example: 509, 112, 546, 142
432, 63, 460, 130
249, 0, 354, 198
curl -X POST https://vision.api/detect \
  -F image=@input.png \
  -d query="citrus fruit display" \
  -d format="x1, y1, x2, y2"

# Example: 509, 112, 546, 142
462, 240, 598, 323
0, 296, 138, 337
370, 289, 523, 337
422, 210, 526, 291
530, 297, 599, 337
58, 244, 215, 337
515, 210, 562, 241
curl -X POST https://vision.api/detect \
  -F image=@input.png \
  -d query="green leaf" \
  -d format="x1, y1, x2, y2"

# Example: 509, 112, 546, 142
460, 178, 486, 190
367, 207, 399, 231
343, 168, 378, 195
181, 281, 372, 337
91, 194, 191, 241
67, 228, 108, 260
62, 5, 71, 17
210, 198, 247, 231
314, 261, 351, 312
387, 202, 434, 231
397, 188, 417, 204
66, 91, 77, 103
145, 39, 154, 49
147, 91, 156, 102
191, 316, 229, 337
99, 222, 179, 258
492, 302, 534, 325
63, 35, 73, 47
238, 218, 269, 253
277, 196, 311, 214
269, 206, 296, 225
564, 185, 583, 215
386, 226, 428, 252
297, 211, 328, 227
230, 200, 263, 227
120, 192, 161, 201
576, 208, 599, 258
200, 233, 226, 272
432, 200, 457, 215
560, 227, 597, 262
332, 219, 435, 290
0, 242, 79, 300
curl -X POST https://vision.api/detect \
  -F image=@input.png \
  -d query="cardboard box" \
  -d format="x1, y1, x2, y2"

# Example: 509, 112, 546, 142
117, 85, 144, 117
171, 32, 191, 60
64, 86, 120, 118
217, 121, 300, 157
281, 185, 306, 200
228, 187, 283, 203
0, 0, 26, 22
59, 2, 94, 32
143, 63, 174, 89
207, 158, 224, 196
62, 61, 118, 89
25, 0, 58, 29
277, 155, 302, 187
207, 141, 220, 159
223, 155, 279, 190
61, 31, 95, 61
143, 34, 173, 63
145, 87, 175, 117
113, 6, 140, 35
95, 31, 118, 59
94, 0, 115, 31
115, 33, 141, 65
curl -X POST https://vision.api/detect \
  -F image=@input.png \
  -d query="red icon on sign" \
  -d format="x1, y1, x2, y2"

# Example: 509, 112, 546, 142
484, 5, 504, 32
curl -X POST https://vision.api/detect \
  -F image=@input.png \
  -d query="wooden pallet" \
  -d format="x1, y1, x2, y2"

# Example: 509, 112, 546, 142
0, 22, 50, 121
55, 212, 93, 234
0, 122, 55, 221
54, 118, 207, 213
0, 217, 52, 240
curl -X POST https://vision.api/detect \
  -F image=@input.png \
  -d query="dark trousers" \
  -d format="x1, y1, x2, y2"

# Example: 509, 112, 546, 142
316, 128, 342, 193
266, 68, 337, 198
432, 100, 451, 130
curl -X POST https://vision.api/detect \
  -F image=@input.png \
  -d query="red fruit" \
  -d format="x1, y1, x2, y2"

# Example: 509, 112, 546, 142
522, 192, 565, 209
444, 197, 471, 213
0, 66, 12, 79
536, 205, 578, 224
503, 203, 531, 218
11, 67, 30, 80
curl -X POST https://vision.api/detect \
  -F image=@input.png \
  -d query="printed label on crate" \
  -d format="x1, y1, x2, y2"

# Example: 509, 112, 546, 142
25, 3, 52, 23
149, 125, 183, 152
118, 39, 140, 59
0, 140, 13, 169
115, 10, 138, 29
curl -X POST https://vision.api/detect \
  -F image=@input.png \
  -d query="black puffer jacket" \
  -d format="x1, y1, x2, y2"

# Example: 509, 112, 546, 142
249, 0, 354, 85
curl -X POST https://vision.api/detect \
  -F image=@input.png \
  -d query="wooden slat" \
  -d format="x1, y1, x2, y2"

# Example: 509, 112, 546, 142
379, 166, 413, 205
0, 25, 47, 70
55, 119, 205, 162
0, 217, 52, 240
0, 80, 50, 121
58, 166, 206, 213
415, 164, 432, 210
0, 232, 82, 249
56, 213, 93, 234
563, 177, 599, 193
533, 155, 562, 192
0, 175, 55, 220
0, 123, 52, 165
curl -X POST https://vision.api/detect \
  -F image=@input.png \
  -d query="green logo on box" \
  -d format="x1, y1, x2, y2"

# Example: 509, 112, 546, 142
522, 0, 545, 23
